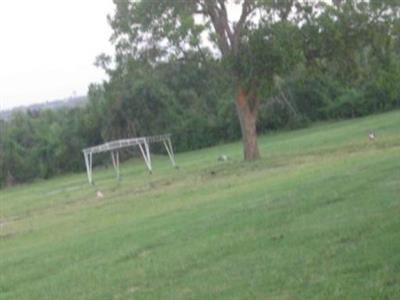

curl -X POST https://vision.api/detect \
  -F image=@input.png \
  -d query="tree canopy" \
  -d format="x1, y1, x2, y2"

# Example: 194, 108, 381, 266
100, 0, 400, 160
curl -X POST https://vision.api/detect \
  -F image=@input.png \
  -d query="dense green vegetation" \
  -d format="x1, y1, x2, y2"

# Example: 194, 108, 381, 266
103, 0, 400, 160
1, 0, 400, 186
1, 111, 399, 299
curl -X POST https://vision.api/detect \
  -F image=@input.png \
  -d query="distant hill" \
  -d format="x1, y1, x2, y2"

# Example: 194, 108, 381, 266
0, 96, 88, 120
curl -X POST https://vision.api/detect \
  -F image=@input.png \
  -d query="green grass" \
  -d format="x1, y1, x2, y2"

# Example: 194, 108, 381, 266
1, 110, 400, 300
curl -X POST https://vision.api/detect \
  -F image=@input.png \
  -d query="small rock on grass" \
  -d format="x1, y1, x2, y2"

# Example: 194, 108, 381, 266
217, 154, 229, 162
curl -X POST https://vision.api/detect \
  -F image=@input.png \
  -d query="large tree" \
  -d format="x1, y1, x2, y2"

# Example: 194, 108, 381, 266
104, 0, 399, 160
105, 0, 303, 160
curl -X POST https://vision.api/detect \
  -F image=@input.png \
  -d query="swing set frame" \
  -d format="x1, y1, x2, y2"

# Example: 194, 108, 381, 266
82, 134, 176, 184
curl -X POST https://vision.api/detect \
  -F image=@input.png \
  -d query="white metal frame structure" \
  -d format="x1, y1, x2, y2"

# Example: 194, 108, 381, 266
82, 134, 177, 184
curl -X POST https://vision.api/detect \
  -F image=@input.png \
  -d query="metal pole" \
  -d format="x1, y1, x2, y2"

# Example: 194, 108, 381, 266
89, 152, 93, 184
84, 152, 92, 184
163, 138, 176, 167
116, 151, 120, 180
144, 139, 152, 172
111, 151, 120, 180
138, 143, 152, 173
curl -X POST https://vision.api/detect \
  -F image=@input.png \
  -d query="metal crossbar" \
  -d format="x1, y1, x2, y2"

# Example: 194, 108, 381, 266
82, 134, 176, 184
82, 134, 171, 154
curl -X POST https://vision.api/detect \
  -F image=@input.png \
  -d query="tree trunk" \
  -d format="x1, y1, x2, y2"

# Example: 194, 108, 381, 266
235, 86, 260, 161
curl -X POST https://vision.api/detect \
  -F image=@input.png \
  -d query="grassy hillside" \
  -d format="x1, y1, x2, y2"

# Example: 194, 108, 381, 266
1, 111, 399, 300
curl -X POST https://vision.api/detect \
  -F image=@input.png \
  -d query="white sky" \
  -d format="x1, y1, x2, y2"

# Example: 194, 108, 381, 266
0, 0, 115, 110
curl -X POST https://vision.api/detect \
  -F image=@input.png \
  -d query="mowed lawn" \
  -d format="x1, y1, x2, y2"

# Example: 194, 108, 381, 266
1, 111, 400, 300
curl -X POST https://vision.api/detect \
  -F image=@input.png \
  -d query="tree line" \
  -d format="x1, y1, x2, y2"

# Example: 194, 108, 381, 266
0, 0, 399, 187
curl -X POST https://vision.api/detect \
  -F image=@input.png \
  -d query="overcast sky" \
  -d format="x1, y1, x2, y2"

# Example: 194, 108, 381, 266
0, 0, 115, 110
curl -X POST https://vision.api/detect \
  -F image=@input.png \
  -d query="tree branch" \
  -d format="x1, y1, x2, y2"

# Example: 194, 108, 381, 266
232, 0, 255, 55
203, 0, 231, 56
278, 0, 294, 21
217, 0, 234, 46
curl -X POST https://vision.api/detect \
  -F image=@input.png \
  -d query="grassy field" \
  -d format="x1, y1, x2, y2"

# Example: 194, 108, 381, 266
1, 111, 400, 300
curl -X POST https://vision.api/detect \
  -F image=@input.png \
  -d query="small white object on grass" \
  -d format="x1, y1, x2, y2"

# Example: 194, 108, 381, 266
368, 131, 376, 141
217, 154, 229, 162
96, 191, 104, 198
